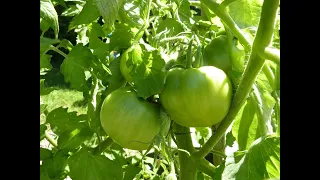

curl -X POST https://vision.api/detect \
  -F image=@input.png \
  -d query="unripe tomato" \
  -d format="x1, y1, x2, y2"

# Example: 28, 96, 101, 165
159, 66, 232, 127
100, 87, 161, 150
203, 35, 231, 74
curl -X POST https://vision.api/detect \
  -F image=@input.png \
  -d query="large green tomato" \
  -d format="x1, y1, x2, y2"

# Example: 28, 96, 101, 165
159, 66, 232, 127
203, 35, 231, 74
100, 87, 161, 150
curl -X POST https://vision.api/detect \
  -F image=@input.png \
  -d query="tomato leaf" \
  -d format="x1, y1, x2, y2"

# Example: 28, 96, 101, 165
40, 18, 51, 35
40, 0, 59, 39
40, 165, 50, 180
40, 104, 48, 114
227, 0, 263, 29
225, 131, 236, 147
88, 23, 110, 62
58, 39, 74, 51
40, 148, 53, 161
68, 147, 123, 180
57, 127, 94, 150
40, 124, 47, 141
40, 37, 60, 57
194, 127, 212, 146
46, 107, 88, 135
61, 4, 83, 17
126, 44, 166, 99
118, 0, 145, 28
174, 0, 192, 24
69, 0, 100, 30
40, 54, 53, 72
40, 79, 56, 96
95, 0, 125, 28
109, 22, 138, 51
156, 18, 184, 37
60, 44, 92, 91
105, 143, 129, 165
222, 134, 280, 179
232, 97, 259, 151
41, 149, 69, 180
123, 165, 142, 180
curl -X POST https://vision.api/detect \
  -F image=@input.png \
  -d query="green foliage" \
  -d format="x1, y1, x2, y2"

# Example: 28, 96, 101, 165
40, 0, 280, 179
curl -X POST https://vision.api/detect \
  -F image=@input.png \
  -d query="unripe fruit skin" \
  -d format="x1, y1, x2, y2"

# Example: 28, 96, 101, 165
159, 66, 232, 127
100, 87, 161, 150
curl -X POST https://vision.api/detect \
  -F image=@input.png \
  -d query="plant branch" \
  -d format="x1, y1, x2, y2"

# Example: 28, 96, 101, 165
262, 63, 275, 90
45, 130, 58, 148
189, 1, 201, 7
50, 45, 67, 58
200, 0, 251, 51
259, 47, 280, 65
173, 123, 196, 180
220, 0, 239, 9
160, 36, 189, 43
192, 0, 280, 160
186, 36, 194, 69
91, 136, 114, 155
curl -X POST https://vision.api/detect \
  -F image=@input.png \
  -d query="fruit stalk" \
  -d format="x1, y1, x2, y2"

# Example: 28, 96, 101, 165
192, 0, 280, 159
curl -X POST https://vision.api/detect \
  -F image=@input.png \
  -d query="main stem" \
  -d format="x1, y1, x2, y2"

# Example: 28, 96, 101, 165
192, 0, 280, 159
173, 123, 197, 180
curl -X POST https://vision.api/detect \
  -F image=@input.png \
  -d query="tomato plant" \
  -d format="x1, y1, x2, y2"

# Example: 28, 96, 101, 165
40, 0, 280, 179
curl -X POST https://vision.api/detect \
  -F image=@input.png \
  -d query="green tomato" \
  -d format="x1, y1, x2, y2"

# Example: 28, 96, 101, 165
100, 87, 161, 150
159, 66, 233, 127
230, 39, 245, 72
203, 35, 231, 74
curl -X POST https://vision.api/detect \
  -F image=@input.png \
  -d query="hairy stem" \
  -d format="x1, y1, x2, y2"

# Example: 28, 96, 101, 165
212, 127, 225, 166
200, 0, 251, 50
192, 0, 280, 159
272, 91, 280, 136
45, 130, 58, 148
91, 136, 114, 155
220, 0, 239, 9
262, 63, 275, 90
50, 45, 67, 58
259, 47, 280, 65
160, 36, 189, 43
186, 37, 194, 68
189, 1, 201, 7
173, 123, 196, 180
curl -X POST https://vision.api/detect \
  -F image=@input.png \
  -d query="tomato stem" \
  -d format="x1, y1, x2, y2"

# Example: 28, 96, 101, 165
159, 36, 189, 43
219, 0, 238, 9
200, 0, 251, 51
173, 123, 196, 180
212, 126, 225, 166
45, 130, 58, 148
186, 36, 194, 69
272, 91, 280, 136
173, 123, 216, 179
192, 0, 280, 160
91, 136, 114, 155
189, 1, 201, 7
262, 63, 275, 90
259, 47, 280, 65
50, 45, 67, 58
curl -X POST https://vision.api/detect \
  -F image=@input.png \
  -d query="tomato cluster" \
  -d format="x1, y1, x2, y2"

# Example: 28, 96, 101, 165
100, 34, 244, 150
